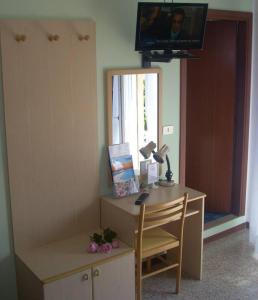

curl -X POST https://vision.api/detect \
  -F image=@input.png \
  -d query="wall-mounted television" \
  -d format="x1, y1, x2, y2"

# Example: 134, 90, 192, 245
135, 2, 208, 51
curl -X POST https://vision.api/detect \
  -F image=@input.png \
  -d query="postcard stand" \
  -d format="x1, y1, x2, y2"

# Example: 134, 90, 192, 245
108, 143, 139, 198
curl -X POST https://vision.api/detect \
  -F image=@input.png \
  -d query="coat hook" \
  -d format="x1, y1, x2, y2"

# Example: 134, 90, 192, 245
78, 34, 90, 41
15, 34, 26, 42
48, 34, 60, 42
54, 35, 59, 41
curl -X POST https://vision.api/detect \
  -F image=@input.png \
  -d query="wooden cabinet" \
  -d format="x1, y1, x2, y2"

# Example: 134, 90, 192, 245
44, 269, 92, 300
43, 253, 135, 300
16, 232, 135, 300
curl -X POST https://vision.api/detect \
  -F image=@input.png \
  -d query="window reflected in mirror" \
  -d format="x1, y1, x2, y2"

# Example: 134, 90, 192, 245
110, 72, 159, 169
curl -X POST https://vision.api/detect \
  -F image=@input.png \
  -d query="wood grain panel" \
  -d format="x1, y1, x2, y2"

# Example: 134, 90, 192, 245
0, 20, 99, 251
16, 232, 133, 283
231, 22, 247, 215
185, 21, 237, 213
44, 269, 92, 300
180, 10, 252, 216
93, 253, 135, 300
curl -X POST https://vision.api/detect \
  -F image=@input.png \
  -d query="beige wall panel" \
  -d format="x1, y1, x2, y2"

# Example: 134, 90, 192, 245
0, 20, 99, 251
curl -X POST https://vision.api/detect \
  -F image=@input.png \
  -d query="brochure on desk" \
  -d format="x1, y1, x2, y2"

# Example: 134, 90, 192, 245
108, 143, 138, 197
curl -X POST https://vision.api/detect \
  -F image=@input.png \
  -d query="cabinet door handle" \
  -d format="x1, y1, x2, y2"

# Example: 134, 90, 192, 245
82, 274, 89, 281
93, 268, 100, 277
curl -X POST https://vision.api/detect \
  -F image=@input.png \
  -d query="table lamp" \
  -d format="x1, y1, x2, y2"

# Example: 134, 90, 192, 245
139, 142, 174, 187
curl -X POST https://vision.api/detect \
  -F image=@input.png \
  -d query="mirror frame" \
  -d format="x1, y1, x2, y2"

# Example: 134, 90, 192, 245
106, 68, 163, 150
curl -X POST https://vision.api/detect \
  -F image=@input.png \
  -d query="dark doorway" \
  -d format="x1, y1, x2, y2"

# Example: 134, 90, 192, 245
180, 10, 252, 222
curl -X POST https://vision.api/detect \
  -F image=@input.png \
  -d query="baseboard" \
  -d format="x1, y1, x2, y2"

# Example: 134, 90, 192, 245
204, 222, 249, 244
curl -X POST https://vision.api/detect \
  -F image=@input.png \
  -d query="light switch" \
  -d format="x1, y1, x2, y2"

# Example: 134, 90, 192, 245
163, 125, 174, 135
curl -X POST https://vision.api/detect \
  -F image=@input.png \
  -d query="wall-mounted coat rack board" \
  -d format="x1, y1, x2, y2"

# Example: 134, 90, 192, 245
0, 20, 137, 300
0, 19, 99, 251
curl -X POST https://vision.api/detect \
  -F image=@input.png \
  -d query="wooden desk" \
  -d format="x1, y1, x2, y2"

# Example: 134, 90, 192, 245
101, 184, 206, 280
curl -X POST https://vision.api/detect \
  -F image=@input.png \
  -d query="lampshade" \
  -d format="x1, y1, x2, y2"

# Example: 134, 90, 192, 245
139, 141, 156, 159
139, 141, 174, 187
153, 144, 169, 164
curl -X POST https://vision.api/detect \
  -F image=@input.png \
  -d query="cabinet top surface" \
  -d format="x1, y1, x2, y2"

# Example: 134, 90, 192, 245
102, 184, 206, 216
17, 230, 133, 284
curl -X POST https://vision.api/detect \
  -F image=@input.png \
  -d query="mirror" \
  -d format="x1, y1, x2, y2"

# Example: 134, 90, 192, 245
107, 68, 162, 169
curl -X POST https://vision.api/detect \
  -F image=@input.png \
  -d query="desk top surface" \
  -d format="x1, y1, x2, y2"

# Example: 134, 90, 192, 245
102, 184, 206, 216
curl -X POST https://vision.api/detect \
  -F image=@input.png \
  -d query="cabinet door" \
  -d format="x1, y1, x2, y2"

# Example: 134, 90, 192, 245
93, 253, 135, 300
44, 269, 92, 300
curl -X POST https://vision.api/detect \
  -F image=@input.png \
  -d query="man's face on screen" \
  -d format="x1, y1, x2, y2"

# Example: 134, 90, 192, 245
171, 14, 184, 33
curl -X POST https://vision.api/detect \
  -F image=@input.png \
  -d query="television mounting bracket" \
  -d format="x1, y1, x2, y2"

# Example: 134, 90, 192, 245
141, 50, 199, 68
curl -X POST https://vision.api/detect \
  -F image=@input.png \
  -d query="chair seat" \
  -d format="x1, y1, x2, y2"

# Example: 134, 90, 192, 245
142, 227, 179, 258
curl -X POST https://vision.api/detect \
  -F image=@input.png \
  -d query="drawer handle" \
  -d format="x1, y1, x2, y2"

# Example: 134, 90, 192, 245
93, 269, 100, 277
82, 274, 89, 281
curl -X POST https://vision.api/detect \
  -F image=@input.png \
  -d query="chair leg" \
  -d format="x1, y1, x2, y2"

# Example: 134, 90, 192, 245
176, 238, 184, 294
136, 261, 142, 300
136, 281, 142, 300
176, 265, 181, 294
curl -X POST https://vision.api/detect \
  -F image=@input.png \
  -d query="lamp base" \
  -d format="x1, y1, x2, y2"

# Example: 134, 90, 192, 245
159, 180, 175, 187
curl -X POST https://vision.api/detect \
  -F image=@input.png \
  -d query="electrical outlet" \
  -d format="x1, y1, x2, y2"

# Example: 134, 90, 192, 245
163, 125, 174, 135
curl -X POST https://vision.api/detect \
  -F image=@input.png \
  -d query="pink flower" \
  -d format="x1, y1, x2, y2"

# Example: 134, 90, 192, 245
98, 243, 112, 254
112, 240, 120, 249
88, 242, 98, 253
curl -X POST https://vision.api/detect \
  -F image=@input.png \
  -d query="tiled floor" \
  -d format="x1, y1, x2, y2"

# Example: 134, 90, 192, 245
143, 229, 258, 300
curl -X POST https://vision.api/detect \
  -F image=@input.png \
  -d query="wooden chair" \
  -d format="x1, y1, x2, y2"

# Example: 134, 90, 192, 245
135, 192, 188, 300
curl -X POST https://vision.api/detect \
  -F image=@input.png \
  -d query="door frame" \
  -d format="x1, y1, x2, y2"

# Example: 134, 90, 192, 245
179, 9, 253, 216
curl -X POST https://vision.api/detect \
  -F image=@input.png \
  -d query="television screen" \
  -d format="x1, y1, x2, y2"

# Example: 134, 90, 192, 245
135, 2, 208, 51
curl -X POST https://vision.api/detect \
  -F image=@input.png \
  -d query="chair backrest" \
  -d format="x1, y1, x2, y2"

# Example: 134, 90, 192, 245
137, 192, 188, 253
